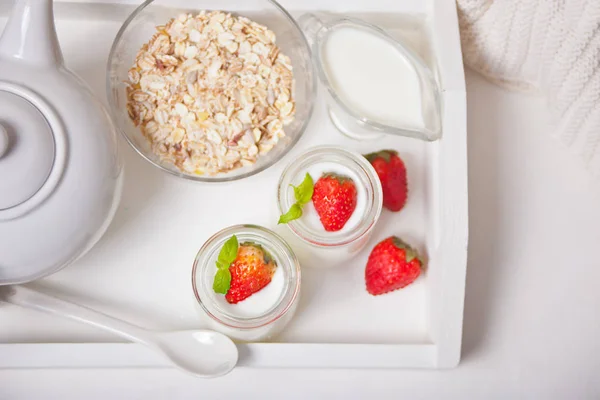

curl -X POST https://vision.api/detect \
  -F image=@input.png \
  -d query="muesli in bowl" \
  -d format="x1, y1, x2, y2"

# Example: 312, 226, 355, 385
107, 0, 315, 182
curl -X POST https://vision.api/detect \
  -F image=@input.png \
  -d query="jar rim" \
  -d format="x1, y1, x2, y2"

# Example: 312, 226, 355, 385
192, 224, 301, 330
277, 146, 382, 247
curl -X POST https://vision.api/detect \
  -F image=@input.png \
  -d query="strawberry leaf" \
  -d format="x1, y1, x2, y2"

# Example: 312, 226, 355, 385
364, 149, 398, 163
212, 268, 231, 294
292, 173, 314, 205
322, 172, 353, 185
278, 203, 303, 224
405, 248, 417, 263
391, 236, 422, 265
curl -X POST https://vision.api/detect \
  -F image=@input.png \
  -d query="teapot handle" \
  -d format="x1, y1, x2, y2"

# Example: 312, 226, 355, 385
0, 0, 63, 67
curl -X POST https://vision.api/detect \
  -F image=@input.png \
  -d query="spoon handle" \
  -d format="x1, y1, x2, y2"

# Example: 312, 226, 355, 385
3, 285, 156, 347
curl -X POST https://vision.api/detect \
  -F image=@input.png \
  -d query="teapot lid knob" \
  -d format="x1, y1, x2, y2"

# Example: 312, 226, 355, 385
0, 124, 8, 159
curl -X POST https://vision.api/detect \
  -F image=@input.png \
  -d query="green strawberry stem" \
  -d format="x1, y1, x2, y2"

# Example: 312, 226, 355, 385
391, 236, 422, 264
321, 172, 353, 184
364, 149, 398, 163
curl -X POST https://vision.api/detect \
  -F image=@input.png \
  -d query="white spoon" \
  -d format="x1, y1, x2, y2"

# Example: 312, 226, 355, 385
1, 285, 238, 378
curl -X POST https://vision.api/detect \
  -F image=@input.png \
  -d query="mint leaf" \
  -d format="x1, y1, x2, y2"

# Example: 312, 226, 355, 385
213, 235, 238, 294
279, 175, 312, 225
217, 235, 238, 268
292, 173, 314, 205
278, 203, 303, 224
212, 268, 231, 294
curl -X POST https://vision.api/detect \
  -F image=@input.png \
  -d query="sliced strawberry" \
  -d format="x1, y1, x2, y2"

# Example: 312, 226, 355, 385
312, 173, 357, 232
225, 242, 276, 304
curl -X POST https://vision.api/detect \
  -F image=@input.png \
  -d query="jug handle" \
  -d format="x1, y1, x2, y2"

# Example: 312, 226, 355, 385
0, 0, 64, 67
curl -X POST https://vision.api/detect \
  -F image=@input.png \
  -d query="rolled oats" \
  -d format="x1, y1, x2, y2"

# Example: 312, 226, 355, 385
126, 11, 296, 175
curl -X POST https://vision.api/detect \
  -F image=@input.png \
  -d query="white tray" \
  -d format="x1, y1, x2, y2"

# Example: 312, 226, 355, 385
0, 0, 467, 370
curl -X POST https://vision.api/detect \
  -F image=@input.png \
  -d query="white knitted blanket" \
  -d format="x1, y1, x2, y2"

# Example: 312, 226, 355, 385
457, 0, 600, 174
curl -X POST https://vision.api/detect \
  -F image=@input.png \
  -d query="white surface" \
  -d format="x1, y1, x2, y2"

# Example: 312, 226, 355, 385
0, 0, 467, 370
2, 65, 599, 400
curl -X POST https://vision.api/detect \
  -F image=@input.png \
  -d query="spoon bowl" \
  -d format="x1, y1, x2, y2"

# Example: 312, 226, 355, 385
156, 330, 238, 377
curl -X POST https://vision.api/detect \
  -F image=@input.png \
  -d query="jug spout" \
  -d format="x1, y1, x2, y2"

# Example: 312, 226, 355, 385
0, 0, 63, 67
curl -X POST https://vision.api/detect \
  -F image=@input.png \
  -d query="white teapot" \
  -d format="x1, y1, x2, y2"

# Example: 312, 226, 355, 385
0, 0, 123, 284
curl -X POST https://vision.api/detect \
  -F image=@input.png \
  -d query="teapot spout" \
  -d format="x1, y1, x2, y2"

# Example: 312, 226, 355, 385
0, 0, 63, 67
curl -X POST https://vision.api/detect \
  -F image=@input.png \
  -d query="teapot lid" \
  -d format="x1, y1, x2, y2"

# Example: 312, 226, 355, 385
0, 83, 66, 220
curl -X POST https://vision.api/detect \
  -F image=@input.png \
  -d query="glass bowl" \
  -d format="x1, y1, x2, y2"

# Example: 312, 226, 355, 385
107, 0, 315, 182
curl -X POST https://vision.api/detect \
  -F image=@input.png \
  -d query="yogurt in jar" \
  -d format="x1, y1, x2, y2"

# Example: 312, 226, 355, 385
192, 225, 301, 342
276, 146, 383, 268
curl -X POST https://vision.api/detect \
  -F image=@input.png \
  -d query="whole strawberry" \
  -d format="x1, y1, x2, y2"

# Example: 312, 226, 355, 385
365, 236, 422, 295
312, 173, 357, 232
364, 150, 407, 212
225, 242, 276, 304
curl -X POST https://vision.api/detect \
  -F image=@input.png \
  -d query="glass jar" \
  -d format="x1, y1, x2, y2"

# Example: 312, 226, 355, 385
192, 224, 301, 342
276, 146, 383, 268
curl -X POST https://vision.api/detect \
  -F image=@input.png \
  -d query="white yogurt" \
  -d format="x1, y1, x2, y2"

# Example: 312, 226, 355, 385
297, 162, 367, 233
208, 257, 286, 318
322, 26, 424, 130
